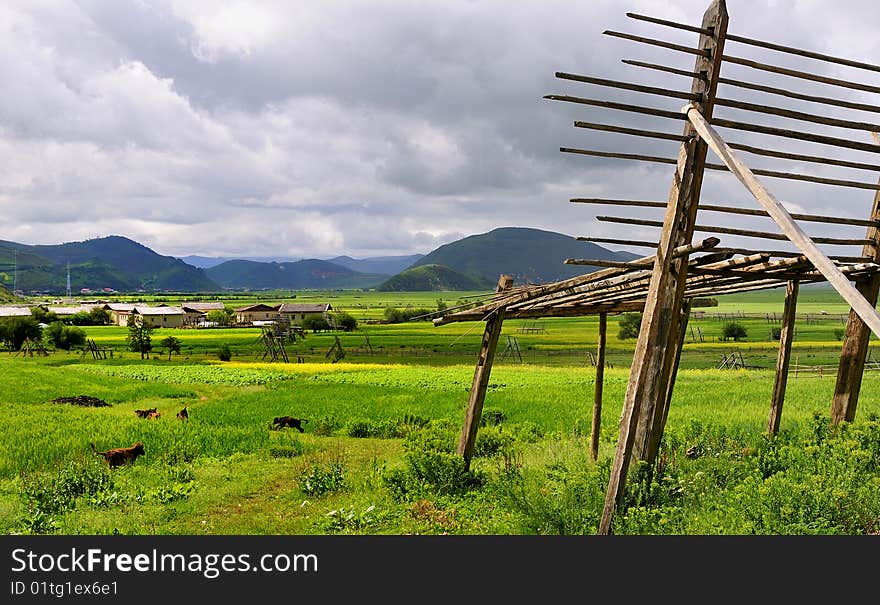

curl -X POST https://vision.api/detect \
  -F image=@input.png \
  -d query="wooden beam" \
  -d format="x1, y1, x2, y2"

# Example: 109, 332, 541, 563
573, 121, 688, 142
687, 105, 880, 339
543, 95, 686, 121
603, 29, 711, 57
624, 58, 880, 116
832, 132, 880, 425
562, 147, 880, 190
712, 117, 880, 155
768, 280, 799, 435
571, 198, 880, 227
599, 0, 728, 536
722, 53, 880, 96
596, 215, 873, 246
715, 97, 880, 133
591, 313, 607, 462
725, 33, 880, 74
625, 12, 714, 36
556, 72, 700, 101
457, 276, 513, 468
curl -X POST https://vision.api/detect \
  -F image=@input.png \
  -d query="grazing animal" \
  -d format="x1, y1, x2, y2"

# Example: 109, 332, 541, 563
271, 416, 308, 433
176, 407, 188, 420
134, 407, 158, 419
91, 442, 146, 468
146, 411, 161, 419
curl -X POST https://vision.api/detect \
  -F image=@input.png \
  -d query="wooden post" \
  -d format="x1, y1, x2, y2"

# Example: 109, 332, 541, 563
591, 313, 607, 461
598, 0, 728, 535
457, 275, 512, 469
649, 299, 693, 463
767, 280, 799, 435
832, 133, 880, 424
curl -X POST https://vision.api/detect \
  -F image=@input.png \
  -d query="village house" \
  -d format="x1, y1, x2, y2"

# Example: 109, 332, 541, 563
234, 303, 278, 325
102, 303, 137, 326
276, 303, 333, 325
130, 305, 186, 328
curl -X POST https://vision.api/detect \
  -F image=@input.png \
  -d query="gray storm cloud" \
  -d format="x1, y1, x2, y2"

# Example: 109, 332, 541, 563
1, 0, 879, 260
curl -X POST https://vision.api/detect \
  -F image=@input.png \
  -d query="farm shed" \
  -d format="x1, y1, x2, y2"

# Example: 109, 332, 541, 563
276, 302, 333, 325
434, 0, 880, 533
234, 303, 278, 325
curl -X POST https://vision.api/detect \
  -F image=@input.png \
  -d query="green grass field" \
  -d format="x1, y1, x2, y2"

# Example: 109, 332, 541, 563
3, 286, 879, 535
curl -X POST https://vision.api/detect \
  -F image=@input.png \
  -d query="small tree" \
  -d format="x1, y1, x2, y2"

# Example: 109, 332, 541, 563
206, 309, 230, 326
302, 315, 331, 332
723, 321, 748, 342
44, 321, 86, 350
217, 342, 232, 361
331, 311, 358, 332
126, 315, 154, 359
161, 335, 182, 360
436, 298, 448, 312
88, 307, 110, 325
618, 313, 643, 340
0, 317, 42, 351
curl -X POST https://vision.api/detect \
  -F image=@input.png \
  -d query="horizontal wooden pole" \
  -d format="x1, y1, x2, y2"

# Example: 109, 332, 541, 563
722, 54, 880, 96
556, 72, 700, 101
726, 141, 880, 174
573, 121, 688, 142
576, 236, 659, 248
712, 117, 880, 155
625, 12, 714, 37
595, 215, 873, 245
622, 59, 704, 80
561, 147, 880, 190
623, 58, 880, 115
715, 97, 880, 133
687, 104, 880, 340
603, 30, 710, 57
725, 33, 880, 75
544, 94, 686, 121
570, 198, 880, 227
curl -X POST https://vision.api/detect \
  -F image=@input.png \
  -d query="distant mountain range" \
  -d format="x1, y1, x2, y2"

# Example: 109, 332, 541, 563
205, 259, 388, 290
0, 236, 216, 293
1, 228, 639, 294
406, 227, 639, 284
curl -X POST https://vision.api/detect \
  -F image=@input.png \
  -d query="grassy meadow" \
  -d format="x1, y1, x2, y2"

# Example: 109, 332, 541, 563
3, 285, 880, 535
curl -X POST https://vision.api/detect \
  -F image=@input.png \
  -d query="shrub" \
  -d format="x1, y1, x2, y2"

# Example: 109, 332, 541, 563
301, 457, 346, 497
44, 321, 86, 350
722, 321, 748, 341
311, 415, 343, 436
331, 311, 358, 332
617, 313, 642, 340
0, 316, 42, 351
480, 408, 507, 427
302, 316, 331, 332
217, 343, 232, 362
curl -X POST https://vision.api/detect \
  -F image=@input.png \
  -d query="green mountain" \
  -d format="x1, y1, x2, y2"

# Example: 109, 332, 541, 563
206, 259, 387, 290
0, 284, 20, 303
409, 227, 637, 284
0, 236, 218, 293
377, 264, 493, 292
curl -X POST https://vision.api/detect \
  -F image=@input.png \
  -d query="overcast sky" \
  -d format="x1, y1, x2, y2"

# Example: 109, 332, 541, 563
3, 0, 880, 260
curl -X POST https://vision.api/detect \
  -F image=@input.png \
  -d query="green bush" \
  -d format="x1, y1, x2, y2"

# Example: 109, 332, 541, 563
723, 321, 748, 341
217, 343, 232, 362
302, 316, 331, 332
331, 311, 358, 332
44, 321, 86, 350
301, 459, 346, 497
617, 313, 642, 340
19, 459, 114, 533
0, 316, 42, 350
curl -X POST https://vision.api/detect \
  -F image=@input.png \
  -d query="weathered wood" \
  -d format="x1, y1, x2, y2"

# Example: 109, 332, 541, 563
625, 12, 714, 36
571, 198, 880, 227
599, 0, 728, 536
725, 33, 880, 74
712, 117, 880, 155
603, 29, 711, 57
596, 215, 873, 245
722, 53, 880, 95
591, 313, 607, 461
687, 105, 880, 338
714, 97, 880, 133
624, 57, 880, 115
544, 95, 686, 121
768, 280, 799, 434
727, 141, 880, 173
556, 72, 700, 101
647, 299, 693, 464
573, 121, 688, 142
832, 132, 880, 424
562, 147, 880, 190
456, 277, 512, 468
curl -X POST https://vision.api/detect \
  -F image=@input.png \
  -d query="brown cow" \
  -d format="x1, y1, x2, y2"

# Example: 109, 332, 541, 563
91, 442, 146, 468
